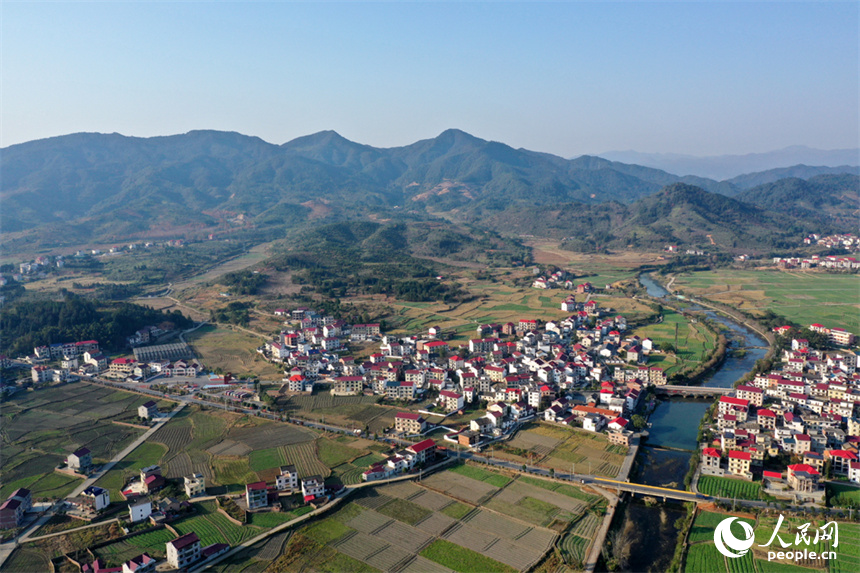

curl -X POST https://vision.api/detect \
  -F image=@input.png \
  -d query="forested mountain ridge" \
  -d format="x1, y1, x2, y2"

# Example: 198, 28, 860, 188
2, 129, 857, 252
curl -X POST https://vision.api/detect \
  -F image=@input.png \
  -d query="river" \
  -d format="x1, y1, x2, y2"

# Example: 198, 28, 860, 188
606, 274, 771, 572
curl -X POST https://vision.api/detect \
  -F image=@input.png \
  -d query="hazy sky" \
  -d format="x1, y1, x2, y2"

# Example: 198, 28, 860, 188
3, 1, 858, 157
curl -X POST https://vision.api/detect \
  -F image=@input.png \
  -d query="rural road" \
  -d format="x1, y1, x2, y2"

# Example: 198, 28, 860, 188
0, 402, 188, 570
67, 402, 187, 500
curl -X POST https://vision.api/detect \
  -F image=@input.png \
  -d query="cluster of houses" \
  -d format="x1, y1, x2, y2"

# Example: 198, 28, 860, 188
243, 466, 325, 508
773, 323, 855, 347
774, 255, 860, 271
803, 233, 860, 251
16, 254, 64, 277
664, 246, 709, 256
700, 327, 860, 503
362, 438, 438, 481
530, 268, 579, 290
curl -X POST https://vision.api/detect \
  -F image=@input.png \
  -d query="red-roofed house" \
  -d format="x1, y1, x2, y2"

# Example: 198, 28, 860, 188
718, 396, 749, 415
701, 448, 722, 475
122, 553, 156, 573
825, 450, 859, 475
438, 390, 464, 412
407, 439, 436, 464
167, 532, 201, 569
756, 408, 777, 430
728, 450, 752, 479
787, 464, 821, 493
245, 481, 268, 509
394, 412, 427, 434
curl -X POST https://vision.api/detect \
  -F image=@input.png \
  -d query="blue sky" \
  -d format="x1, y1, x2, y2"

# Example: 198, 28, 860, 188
2, 1, 858, 156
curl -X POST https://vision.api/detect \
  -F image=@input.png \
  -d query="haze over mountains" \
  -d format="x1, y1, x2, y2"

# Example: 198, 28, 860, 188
599, 146, 860, 181
2, 129, 857, 253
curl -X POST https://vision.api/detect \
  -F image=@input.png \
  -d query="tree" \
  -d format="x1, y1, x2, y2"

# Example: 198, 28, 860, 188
631, 415, 647, 430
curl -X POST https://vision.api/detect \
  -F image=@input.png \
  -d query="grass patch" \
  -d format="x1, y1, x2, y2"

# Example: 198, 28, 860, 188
450, 463, 512, 487
689, 511, 755, 544
302, 517, 353, 544
377, 497, 432, 525
248, 447, 286, 472
440, 501, 473, 520
827, 482, 860, 507
317, 438, 363, 467
420, 539, 517, 573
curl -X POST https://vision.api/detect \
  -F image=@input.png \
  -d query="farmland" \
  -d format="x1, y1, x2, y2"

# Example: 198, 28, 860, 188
98, 404, 386, 495
697, 476, 762, 501
280, 393, 396, 435
223, 464, 602, 572
671, 270, 860, 333
495, 422, 627, 478
633, 308, 719, 376
685, 542, 727, 573
87, 403, 384, 497
0, 382, 173, 500
681, 512, 857, 573
826, 482, 860, 508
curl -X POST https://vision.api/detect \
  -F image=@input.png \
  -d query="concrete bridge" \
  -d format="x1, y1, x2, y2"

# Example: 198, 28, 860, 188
654, 384, 733, 396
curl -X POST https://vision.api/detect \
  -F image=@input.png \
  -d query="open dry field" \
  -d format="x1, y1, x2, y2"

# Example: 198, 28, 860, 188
0, 382, 175, 500
495, 422, 627, 478
672, 269, 860, 333
527, 242, 665, 282
226, 465, 602, 573
185, 324, 283, 378
281, 392, 398, 435
379, 279, 654, 346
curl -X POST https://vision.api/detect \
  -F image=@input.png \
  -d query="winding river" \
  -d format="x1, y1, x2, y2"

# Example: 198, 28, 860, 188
610, 275, 771, 572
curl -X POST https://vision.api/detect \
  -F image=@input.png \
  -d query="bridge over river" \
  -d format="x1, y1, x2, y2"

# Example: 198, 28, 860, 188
654, 384, 733, 396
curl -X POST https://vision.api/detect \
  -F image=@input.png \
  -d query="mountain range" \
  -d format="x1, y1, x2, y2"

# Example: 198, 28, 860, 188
599, 146, 860, 180
2, 129, 857, 253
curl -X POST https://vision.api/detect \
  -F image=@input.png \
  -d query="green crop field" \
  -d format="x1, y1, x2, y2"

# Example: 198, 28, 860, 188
689, 511, 755, 544
450, 463, 513, 487
440, 501, 472, 520
420, 539, 517, 573
698, 476, 761, 500
171, 500, 263, 546
303, 517, 354, 544
673, 270, 860, 333
248, 446, 286, 471
684, 542, 727, 573
634, 308, 718, 375
559, 533, 590, 565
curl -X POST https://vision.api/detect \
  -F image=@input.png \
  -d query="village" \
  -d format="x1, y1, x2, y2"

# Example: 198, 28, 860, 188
699, 322, 860, 503
4, 289, 859, 572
